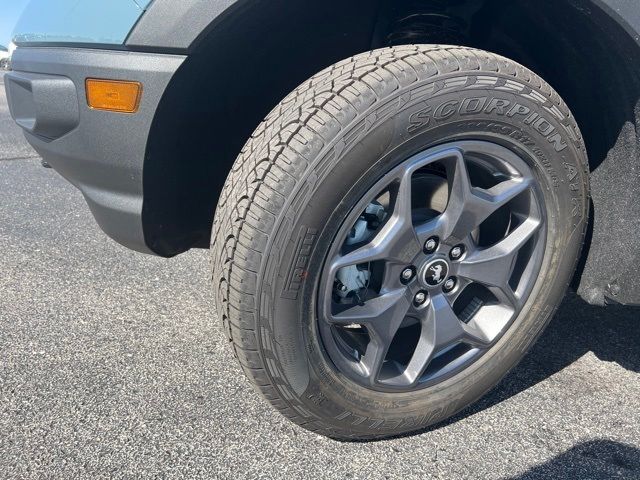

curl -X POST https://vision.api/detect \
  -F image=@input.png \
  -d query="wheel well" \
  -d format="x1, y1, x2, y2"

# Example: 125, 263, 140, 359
143, 0, 640, 257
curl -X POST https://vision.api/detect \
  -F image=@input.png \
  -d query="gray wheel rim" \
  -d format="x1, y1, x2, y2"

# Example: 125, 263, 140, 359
318, 140, 546, 392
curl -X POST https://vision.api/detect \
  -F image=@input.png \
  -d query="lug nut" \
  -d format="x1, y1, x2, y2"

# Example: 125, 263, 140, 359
401, 267, 415, 283
424, 237, 439, 254
414, 291, 428, 306
443, 277, 457, 293
450, 245, 465, 260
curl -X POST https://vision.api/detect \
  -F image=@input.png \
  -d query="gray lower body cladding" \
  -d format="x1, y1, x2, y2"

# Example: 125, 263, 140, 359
5, 47, 185, 254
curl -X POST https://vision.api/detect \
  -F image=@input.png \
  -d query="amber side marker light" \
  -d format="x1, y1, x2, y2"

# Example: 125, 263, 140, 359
85, 78, 142, 113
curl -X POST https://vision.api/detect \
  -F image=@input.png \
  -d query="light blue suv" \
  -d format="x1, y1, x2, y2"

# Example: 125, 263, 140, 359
6, 0, 640, 440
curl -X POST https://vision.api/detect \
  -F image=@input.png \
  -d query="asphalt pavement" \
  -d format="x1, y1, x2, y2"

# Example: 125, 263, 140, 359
1, 72, 639, 479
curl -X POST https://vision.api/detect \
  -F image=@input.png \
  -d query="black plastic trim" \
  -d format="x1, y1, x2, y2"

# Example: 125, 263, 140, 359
6, 46, 185, 255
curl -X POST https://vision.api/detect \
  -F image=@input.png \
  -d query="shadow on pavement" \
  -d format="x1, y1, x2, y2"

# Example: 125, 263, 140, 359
468, 292, 640, 415
506, 439, 640, 479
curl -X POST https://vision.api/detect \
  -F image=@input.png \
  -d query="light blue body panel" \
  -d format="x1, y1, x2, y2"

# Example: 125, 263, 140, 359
12, 0, 152, 45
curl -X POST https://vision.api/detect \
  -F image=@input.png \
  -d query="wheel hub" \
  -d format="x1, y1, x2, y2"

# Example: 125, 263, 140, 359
420, 258, 450, 288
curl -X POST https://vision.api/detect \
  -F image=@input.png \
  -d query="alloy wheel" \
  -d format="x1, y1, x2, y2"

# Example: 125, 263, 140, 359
318, 140, 546, 391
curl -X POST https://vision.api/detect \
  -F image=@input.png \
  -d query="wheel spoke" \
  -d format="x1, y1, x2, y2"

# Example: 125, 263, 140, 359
401, 294, 490, 386
328, 166, 420, 277
457, 217, 541, 308
460, 178, 533, 235
430, 294, 491, 349
334, 289, 411, 385
396, 321, 437, 386
323, 282, 411, 386
329, 288, 408, 325
464, 303, 515, 345
416, 151, 532, 243
329, 241, 385, 273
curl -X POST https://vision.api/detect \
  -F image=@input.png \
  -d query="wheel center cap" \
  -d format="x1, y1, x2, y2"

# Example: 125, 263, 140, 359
423, 259, 449, 287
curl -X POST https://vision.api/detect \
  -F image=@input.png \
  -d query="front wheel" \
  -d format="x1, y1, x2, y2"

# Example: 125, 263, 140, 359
211, 45, 589, 440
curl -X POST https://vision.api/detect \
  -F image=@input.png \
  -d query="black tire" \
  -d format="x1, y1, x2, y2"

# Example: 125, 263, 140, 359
210, 45, 589, 440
